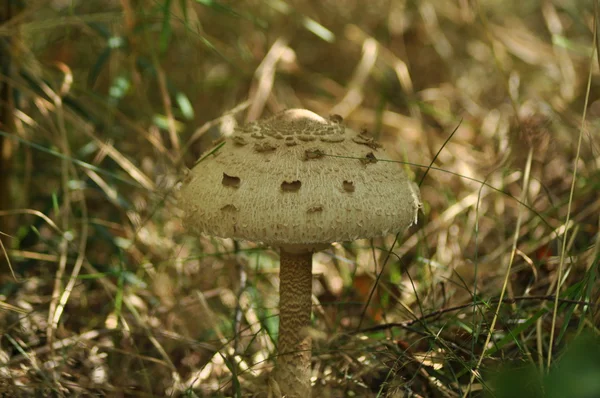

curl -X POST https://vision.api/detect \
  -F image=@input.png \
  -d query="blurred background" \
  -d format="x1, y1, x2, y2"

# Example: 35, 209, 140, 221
0, 0, 599, 396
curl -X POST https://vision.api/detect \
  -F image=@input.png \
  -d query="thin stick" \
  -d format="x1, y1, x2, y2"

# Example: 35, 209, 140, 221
354, 295, 597, 335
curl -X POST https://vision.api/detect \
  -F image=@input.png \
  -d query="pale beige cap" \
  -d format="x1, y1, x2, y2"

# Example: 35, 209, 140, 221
180, 109, 421, 252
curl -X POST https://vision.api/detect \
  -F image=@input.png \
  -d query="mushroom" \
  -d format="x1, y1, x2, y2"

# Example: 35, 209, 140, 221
179, 109, 421, 397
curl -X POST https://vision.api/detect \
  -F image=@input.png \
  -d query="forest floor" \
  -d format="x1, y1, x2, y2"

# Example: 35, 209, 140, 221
0, 1, 599, 397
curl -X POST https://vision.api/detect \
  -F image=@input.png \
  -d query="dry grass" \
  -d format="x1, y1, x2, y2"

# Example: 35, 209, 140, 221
0, 0, 599, 397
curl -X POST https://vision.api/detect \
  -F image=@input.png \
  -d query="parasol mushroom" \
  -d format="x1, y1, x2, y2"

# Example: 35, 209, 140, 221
179, 109, 421, 397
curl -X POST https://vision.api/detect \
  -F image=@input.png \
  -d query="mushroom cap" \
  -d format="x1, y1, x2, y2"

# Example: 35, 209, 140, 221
180, 109, 421, 252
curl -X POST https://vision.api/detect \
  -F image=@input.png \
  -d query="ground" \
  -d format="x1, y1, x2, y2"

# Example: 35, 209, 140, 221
0, 1, 599, 397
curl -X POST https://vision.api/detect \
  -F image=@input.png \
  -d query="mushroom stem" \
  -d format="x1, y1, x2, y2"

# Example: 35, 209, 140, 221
276, 249, 313, 397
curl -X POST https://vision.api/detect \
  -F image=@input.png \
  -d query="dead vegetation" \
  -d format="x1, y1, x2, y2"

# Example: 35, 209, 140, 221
0, 0, 599, 397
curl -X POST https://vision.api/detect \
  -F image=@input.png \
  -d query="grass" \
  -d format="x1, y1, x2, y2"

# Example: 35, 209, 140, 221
1, 0, 599, 396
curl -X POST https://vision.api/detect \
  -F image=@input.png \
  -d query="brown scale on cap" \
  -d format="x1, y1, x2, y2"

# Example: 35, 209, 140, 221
361, 151, 378, 165
253, 141, 278, 152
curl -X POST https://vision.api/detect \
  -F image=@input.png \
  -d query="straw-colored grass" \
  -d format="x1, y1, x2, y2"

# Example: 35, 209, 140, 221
0, 1, 598, 396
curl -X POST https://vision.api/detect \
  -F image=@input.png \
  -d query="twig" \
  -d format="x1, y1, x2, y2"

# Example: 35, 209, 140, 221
354, 295, 597, 335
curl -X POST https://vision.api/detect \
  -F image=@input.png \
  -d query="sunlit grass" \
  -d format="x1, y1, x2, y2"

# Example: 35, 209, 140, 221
0, 0, 598, 396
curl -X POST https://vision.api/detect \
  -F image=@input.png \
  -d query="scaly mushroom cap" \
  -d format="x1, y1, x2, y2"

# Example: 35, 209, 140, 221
180, 109, 421, 251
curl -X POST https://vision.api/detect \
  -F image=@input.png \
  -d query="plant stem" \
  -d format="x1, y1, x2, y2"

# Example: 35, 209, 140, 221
0, 2, 15, 261
276, 249, 313, 397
